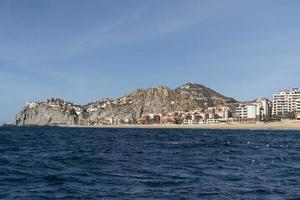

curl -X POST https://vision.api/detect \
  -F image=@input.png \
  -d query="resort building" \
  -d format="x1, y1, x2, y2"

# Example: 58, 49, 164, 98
138, 114, 161, 124
272, 88, 300, 116
235, 103, 257, 119
215, 107, 230, 120
205, 106, 231, 120
235, 99, 272, 121
255, 98, 272, 121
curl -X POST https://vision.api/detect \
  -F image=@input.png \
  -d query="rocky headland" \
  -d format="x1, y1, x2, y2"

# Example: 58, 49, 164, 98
14, 83, 238, 126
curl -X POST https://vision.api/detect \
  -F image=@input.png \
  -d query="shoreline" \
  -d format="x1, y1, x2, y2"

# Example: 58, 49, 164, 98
58, 121, 300, 131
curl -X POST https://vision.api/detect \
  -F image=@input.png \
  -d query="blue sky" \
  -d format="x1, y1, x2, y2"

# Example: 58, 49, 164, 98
1, 0, 300, 123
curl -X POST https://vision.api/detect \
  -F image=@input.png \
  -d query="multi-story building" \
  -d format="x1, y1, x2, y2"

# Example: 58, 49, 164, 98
235, 103, 257, 119
296, 99, 300, 112
255, 98, 272, 120
272, 88, 300, 116
205, 106, 231, 120
215, 107, 231, 120
235, 99, 272, 121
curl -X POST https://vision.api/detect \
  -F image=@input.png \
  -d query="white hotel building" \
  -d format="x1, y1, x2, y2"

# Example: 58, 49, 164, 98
272, 88, 300, 116
235, 103, 257, 119
235, 98, 272, 120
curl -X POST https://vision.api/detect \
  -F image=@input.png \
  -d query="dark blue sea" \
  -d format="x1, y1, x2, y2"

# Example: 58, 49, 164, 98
0, 127, 300, 199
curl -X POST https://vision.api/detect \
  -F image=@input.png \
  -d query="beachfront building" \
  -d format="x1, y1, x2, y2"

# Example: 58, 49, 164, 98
235, 103, 257, 120
138, 114, 160, 124
272, 88, 300, 116
255, 98, 272, 121
216, 107, 231, 120
235, 99, 272, 121
205, 106, 231, 120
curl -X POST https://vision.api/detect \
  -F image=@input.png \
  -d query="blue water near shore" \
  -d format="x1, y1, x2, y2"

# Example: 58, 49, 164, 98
0, 127, 300, 199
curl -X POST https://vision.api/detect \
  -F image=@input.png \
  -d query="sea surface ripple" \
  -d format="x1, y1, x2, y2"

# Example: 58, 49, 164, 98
0, 127, 300, 199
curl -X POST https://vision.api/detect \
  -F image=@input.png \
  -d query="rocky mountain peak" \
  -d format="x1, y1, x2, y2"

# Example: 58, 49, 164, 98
176, 82, 237, 103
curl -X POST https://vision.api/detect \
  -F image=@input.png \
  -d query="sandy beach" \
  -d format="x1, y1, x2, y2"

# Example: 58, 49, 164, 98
62, 120, 300, 130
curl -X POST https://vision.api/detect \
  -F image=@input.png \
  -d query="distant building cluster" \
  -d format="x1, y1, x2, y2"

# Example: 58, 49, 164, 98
138, 106, 232, 125
235, 87, 300, 122
87, 117, 136, 126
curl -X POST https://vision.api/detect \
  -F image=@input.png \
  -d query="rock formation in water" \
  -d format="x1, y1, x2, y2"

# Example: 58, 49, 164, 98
14, 82, 238, 126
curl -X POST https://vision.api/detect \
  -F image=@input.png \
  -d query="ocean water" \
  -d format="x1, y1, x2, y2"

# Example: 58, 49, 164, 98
0, 127, 300, 199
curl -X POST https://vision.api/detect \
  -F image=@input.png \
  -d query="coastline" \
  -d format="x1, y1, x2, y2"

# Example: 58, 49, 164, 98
58, 121, 300, 131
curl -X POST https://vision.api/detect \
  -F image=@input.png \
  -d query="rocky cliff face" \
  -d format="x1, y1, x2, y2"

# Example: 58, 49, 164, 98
14, 99, 89, 126
14, 83, 238, 126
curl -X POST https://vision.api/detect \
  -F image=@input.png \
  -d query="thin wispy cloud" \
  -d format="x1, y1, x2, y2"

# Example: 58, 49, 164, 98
65, 1, 237, 57
0, 1, 236, 65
